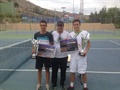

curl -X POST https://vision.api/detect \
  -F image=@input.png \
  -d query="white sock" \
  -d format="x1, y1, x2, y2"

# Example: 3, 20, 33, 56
70, 82, 74, 87
83, 83, 87, 88
37, 84, 41, 86
46, 84, 49, 87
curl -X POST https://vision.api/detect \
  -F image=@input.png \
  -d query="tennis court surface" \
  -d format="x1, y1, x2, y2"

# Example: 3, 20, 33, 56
0, 30, 120, 90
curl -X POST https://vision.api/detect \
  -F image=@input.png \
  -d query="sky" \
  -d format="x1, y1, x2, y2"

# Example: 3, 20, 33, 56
28, 0, 120, 15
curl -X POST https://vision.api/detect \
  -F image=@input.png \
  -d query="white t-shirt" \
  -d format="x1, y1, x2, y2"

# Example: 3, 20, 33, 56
70, 30, 90, 58
52, 30, 71, 58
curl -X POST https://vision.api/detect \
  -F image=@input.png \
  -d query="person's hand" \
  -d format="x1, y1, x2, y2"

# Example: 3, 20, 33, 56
78, 50, 87, 57
38, 52, 43, 56
61, 47, 67, 52
32, 49, 36, 54
83, 50, 87, 56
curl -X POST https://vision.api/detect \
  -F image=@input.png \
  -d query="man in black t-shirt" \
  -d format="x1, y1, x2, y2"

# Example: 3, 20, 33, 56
32, 20, 53, 90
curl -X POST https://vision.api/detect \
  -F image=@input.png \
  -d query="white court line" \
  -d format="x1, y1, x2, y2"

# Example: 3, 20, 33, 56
91, 40, 109, 41
90, 48, 120, 50
0, 69, 120, 74
0, 39, 31, 50
109, 40, 120, 46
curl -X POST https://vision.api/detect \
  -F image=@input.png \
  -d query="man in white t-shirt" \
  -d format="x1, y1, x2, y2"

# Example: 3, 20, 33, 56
67, 19, 91, 90
52, 21, 71, 90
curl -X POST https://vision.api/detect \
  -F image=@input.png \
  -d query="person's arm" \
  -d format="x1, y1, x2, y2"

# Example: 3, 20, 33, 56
32, 44, 36, 54
84, 40, 91, 56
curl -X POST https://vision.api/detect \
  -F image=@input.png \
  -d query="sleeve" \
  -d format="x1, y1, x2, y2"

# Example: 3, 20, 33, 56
84, 31, 90, 40
82, 31, 90, 40
86, 31, 90, 40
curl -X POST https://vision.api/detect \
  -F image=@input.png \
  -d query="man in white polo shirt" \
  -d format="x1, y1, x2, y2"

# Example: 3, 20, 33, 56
67, 19, 91, 90
51, 21, 71, 90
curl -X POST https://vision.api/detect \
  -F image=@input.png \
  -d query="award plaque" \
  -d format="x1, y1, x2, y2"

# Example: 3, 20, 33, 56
60, 38, 78, 52
37, 44, 56, 58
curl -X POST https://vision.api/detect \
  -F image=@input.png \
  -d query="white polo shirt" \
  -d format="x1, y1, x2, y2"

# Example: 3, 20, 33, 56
70, 30, 90, 58
52, 30, 71, 58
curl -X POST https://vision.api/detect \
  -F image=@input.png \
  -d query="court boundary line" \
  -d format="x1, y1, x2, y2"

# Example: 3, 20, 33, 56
0, 69, 120, 74
90, 48, 120, 50
109, 40, 120, 45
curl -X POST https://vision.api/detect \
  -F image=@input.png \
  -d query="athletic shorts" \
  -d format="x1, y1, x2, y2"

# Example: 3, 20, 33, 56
70, 55, 87, 74
35, 56, 51, 69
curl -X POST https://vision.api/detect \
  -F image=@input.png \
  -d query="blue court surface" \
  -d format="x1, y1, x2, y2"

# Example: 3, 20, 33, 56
0, 38, 120, 90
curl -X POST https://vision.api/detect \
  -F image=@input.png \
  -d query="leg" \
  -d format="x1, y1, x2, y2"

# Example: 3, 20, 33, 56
35, 56, 43, 85
38, 68, 42, 85
78, 58, 88, 90
45, 68, 50, 85
44, 58, 52, 90
35, 56, 43, 90
82, 73, 88, 89
70, 73, 75, 84
67, 56, 77, 90
82, 73, 87, 84
67, 73, 75, 90
60, 57, 67, 86
51, 58, 59, 87
69, 58, 77, 87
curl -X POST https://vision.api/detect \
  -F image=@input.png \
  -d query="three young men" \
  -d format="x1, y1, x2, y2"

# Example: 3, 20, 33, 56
32, 19, 90, 90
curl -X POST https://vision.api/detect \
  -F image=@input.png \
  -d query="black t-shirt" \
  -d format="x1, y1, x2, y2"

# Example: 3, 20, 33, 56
34, 31, 53, 45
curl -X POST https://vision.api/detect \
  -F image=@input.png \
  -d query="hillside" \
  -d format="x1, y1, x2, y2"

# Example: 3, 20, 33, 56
0, 0, 65, 18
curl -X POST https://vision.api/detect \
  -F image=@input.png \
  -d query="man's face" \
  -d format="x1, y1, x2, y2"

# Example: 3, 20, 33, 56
40, 23, 47, 31
57, 24, 64, 33
73, 21, 80, 32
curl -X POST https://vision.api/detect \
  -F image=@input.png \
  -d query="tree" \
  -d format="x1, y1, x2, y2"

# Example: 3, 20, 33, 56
14, 2, 19, 7
89, 12, 94, 22
99, 7, 108, 23
107, 7, 119, 23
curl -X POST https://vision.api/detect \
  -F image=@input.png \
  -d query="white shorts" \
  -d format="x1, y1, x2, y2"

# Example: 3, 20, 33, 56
69, 54, 87, 74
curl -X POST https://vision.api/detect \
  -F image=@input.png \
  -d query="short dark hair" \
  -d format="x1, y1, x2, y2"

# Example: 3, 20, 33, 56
40, 20, 47, 25
72, 19, 81, 24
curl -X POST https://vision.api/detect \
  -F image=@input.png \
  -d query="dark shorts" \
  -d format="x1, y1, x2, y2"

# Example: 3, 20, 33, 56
35, 56, 51, 69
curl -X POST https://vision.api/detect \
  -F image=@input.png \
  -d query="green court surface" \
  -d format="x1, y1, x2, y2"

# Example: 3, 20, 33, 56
0, 30, 36, 39
0, 30, 120, 39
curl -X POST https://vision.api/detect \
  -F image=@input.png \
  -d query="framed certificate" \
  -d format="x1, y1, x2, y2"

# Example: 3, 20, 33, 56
37, 44, 56, 58
60, 38, 78, 52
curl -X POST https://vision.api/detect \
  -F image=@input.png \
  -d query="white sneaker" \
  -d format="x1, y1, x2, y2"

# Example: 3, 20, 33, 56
36, 84, 42, 90
46, 85, 50, 90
